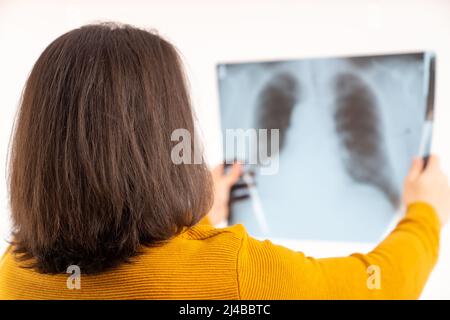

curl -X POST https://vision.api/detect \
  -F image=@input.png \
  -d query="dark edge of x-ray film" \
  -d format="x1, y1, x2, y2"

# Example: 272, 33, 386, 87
425, 54, 436, 121
333, 73, 400, 207
254, 72, 300, 156
421, 53, 436, 167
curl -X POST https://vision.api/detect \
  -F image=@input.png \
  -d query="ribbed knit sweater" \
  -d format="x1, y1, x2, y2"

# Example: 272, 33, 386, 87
0, 202, 441, 299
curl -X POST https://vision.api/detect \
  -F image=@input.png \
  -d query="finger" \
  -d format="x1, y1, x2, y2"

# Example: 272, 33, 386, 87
407, 157, 423, 181
225, 162, 242, 185
224, 159, 241, 168
425, 154, 440, 173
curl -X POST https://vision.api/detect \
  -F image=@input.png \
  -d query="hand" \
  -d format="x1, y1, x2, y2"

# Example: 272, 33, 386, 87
403, 155, 450, 226
207, 163, 243, 225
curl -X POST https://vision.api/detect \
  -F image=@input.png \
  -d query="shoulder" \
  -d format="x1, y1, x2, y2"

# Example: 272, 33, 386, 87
180, 223, 248, 242
135, 223, 251, 271
130, 224, 252, 299
170, 223, 250, 257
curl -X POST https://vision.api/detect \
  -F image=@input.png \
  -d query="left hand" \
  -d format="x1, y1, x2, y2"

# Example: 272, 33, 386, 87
207, 163, 243, 225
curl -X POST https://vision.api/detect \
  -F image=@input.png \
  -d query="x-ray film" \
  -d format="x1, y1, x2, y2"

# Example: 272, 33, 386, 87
217, 52, 436, 242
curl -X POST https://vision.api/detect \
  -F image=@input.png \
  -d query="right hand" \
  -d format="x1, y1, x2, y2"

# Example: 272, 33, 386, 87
207, 163, 243, 225
403, 155, 450, 226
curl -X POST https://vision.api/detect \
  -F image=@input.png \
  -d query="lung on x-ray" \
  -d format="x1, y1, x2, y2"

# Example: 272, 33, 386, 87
217, 52, 435, 242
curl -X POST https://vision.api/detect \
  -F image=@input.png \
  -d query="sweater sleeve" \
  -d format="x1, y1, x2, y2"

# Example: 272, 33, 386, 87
237, 202, 441, 299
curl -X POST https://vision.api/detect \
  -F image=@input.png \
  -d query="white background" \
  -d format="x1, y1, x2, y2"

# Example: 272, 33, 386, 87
1, 0, 449, 298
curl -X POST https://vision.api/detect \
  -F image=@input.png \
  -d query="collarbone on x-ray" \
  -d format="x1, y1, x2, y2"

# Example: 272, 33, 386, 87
218, 52, 434, 242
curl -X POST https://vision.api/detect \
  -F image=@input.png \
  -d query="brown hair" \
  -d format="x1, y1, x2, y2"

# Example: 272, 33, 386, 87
9, 23, 213, 274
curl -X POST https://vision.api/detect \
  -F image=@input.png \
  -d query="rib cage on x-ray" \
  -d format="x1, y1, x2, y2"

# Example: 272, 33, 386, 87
218, 53, 429, 242
255, 71, 399, 207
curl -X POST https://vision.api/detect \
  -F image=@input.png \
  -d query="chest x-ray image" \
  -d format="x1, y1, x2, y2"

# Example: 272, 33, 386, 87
217, 52, 435, 242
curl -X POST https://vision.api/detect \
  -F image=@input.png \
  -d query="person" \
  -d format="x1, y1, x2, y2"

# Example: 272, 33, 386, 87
0, 23, 449, 299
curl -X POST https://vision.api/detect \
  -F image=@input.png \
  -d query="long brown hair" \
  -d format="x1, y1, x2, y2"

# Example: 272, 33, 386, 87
9, 23, 213, 274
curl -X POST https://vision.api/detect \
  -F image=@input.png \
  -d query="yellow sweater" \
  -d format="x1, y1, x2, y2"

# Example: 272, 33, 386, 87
0, 202, 441, 299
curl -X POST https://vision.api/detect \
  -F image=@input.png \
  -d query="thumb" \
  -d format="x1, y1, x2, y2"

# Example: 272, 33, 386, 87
225, 162, 242, 186
407, 157, 424, 181
424, 154, 440, 173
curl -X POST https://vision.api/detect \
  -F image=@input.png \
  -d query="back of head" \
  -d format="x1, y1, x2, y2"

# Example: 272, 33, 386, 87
9, 23, 213, 274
